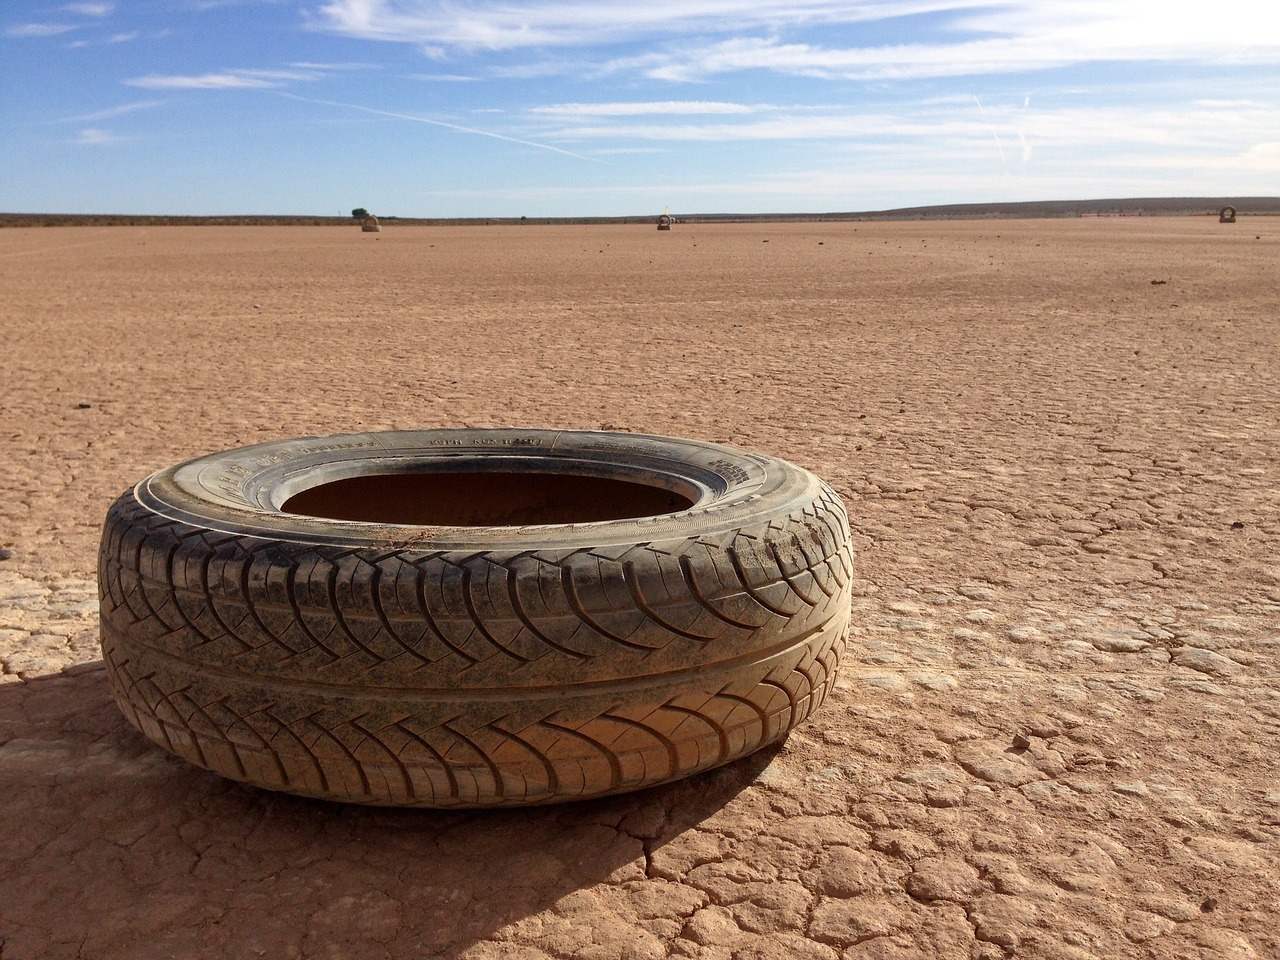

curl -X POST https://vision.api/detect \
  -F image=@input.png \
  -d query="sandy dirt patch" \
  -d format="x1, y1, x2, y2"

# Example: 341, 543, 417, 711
1, 219, 1278, 958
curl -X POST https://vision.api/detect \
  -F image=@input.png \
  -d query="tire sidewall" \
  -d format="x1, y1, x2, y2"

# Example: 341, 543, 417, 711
134, 428, 825, 549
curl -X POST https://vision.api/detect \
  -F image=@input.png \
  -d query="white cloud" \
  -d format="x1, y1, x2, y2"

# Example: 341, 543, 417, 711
310, 1, 1280, 82
545, 114, 971, 142
51, 100, 164, 124
75, 128, 126, 145
122, 65, 336, 89
62, 2, 114, 15
67, 30, 139, 47
406, 73, 482, 82
125, 72, 280, 89
637, 27, 1280, 84
532, 101, 755, 117
309, 0, 952, 49
589, 147, 671, 155
1237, 142, 1280, 169
237, 68, 325, 80
6, 22, 78, 37
288, 61, 380, 70
526, 98, 1280, 187
190, 0, 293, 8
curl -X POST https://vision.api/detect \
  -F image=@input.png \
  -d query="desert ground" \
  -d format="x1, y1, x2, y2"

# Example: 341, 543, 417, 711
1, 218, 1277, 959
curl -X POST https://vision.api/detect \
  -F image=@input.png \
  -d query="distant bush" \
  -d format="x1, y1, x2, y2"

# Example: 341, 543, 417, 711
351, 207, 369, 220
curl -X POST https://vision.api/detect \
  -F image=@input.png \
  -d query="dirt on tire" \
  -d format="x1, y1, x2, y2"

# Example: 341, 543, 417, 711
98, 429, 853, 806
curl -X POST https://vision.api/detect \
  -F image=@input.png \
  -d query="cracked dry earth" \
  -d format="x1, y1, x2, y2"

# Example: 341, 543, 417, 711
1, 218, 1278, 960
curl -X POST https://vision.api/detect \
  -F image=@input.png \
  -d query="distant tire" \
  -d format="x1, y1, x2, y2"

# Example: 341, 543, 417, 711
99, 429, 853, 807
1220, 206, 1236, 223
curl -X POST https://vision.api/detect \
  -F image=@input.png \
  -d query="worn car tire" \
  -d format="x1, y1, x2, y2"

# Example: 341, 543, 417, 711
99, 429, 853, 807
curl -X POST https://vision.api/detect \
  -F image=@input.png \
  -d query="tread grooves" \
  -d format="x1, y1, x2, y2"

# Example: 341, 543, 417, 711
349, 717, 416, 801
767, 541, 820, 607
499, 559, 592, 661
622, 561, 717, 642
603, 711, 680, 776
231, 700, 292, 787
460, 562, 533, 663
159, 686, 209, 767
127, 525, 168, 624
538, 719, 623, 793
678, 555, 761, 630
712, 690, 771, 746
791, 538, 836, 599
407, 557, 479, 665
662, 703, 730, 766
368, 563, 434, 667
240, 551, 299, 656
443, 721, 505, 801
283, 557, 342, 664
760, 678, 799, 730
327, 561, 384, 663
161, 538, 202, 635
726, 546, 799, 617
199, 544, 251, 651
394, 719, 460, 799
265, 710, 330, 793
488, 722, 560, 798
303, 716, 370, 797
559, 563, 656, 652
207, 698, 249, 778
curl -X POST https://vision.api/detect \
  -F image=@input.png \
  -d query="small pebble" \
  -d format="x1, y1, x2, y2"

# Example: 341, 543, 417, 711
75, 402, 92, 409
1012, 733, 1032, 751
0, 548, 12, 561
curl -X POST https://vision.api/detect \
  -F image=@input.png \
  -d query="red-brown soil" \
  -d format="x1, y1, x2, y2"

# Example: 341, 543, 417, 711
1, 219, 1277, 959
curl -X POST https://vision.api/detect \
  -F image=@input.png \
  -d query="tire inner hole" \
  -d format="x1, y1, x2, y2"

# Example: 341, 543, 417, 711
281, 471, 697, 526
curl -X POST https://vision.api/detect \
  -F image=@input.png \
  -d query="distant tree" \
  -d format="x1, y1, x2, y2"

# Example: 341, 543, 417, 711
352, 207, 370, 219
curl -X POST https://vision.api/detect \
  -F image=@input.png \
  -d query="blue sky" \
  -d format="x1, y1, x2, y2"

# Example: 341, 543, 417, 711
2, 1, 1277, 217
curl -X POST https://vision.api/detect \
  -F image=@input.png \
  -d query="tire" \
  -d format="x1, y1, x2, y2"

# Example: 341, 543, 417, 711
99, 429, 853, 807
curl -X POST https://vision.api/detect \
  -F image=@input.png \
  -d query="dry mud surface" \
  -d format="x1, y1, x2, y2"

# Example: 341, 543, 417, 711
1, 219, 1278, 959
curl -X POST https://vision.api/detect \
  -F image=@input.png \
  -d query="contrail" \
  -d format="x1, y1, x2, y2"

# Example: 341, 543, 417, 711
972, 94, 1006, 166
280, 93, 601, 162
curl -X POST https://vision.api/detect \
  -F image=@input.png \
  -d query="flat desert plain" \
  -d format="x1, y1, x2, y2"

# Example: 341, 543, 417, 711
1, 218, 1278, 959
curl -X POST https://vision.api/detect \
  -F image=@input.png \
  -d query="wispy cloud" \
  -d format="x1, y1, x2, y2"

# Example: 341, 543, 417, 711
310, 1, 1280, 82
62, 2, 114, 15
50, 100, 165, 124
6, 22, 78, 37
238, 68, 327, 81
189, 0, 293, 9
288, 61, 380, 70
124, 65, 332, 89
589, 147, 671, 156
125, 72, 280, 89
628, 28, 1280, 84
528, 98, 1280, 165
74, 128, 127, 145
532, 101, 754, 117
407, 73, 482, 82
67, 30, 139, 48
7, 1, 113, 38
309, 1, 974, 50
